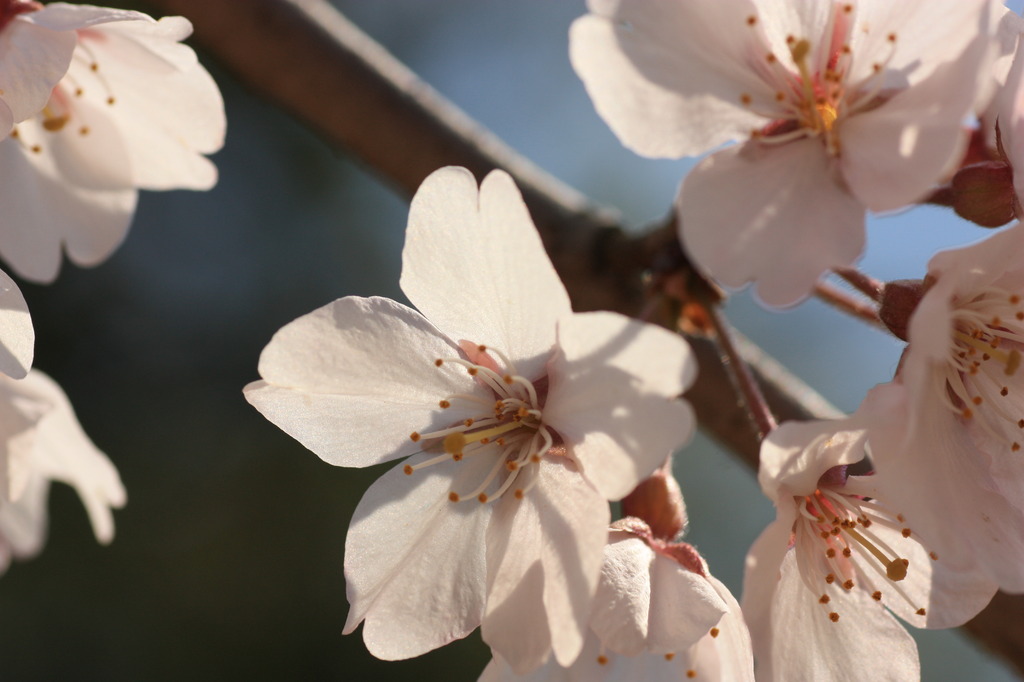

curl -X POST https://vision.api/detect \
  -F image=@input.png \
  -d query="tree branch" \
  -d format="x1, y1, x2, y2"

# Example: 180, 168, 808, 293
139, 0, 1024, 675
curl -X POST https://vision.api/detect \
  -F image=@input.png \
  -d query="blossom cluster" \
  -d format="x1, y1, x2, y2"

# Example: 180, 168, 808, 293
240, 0, 1024, 680
0, 1, 223, 574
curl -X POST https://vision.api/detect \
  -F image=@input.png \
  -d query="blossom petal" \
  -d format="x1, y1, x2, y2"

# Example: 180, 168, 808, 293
845, 0, 994, 90
688, 575, 755, 682
840, 32, 987, 212
483, 458, 608, 673
400, 168, 571, 381
0, 16, 75, 124
0, 135, 136, 282
864, 383, 1024, 592
0, 269, 32, 379
768, 551, 920, 682
679, 138, 865, 307
0, 471, 48, 572
569, 0, 770, 158
740, 511, 795, 680
544, 312, 695, 501
758, 420, 867, 502
344, 453, 490, 659
245, 296, 484, 468
12, 370, 126, 543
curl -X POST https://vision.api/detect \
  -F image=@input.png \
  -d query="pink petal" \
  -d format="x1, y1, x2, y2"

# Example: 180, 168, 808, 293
0, 269, 32, 379
570, 0, 774, 158
483, 458, 608, 673
400, 168, 571, 381
679, 138, 865, 307
344, 453, 490, 659
245, 296, 485, 468
544, 312, 695, 501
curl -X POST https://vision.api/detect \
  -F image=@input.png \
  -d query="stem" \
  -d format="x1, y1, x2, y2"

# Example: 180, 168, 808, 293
704, 304, 777, 440
814, 281, 882, 327
833, 267, 885, 302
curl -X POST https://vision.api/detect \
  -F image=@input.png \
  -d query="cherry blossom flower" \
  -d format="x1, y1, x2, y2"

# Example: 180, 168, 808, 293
244, 167, 697, 672
479, 519, 753, 682
0, 369, 126, 574
868, 223, 1024, 592
744, 418, 996, 681
570, 0, 997, 305
0, 2, 226, 283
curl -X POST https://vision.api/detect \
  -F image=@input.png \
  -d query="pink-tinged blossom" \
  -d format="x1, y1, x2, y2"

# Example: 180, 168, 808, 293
570, 0, 997, 305
480, 520, 753, 682
0, 370, 126, 574
244, 167, 697, 672
744, 419, 996, 681
867, 223, 1024, 592
0, 2, 226, 283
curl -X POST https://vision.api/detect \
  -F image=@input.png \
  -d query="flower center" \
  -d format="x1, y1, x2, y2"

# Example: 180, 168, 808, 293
742, 5, 897, 157
942, 287, 1024, 453
405, 343, 554, 504
793, 485, 932, 622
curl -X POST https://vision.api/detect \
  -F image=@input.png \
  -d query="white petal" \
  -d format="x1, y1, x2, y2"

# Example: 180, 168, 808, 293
344, 453, 490, 659
740, 511, 795, 679
0, 268, 32, 379
687, 575, 754, 682
400, 168, 571, 381
768, 551, 920, 682
569, 0, 770, 158
757, 419, 867, 502
840, 34, 987, 212
2, 370, 125, 543
646, 550, 727, 655
544, 312, 695, 501
845, 0, 994, 89
0, 471, 49, 565
245, 296, 484, 468
864, 383, 1024, 592
28, 3, 152, 31
483, 458, 608, 673
72, 20, 225, 190
0, 17, 74, 124
590, 534, 653, 656
0, 135, 136, 282
679, 138, 865, 307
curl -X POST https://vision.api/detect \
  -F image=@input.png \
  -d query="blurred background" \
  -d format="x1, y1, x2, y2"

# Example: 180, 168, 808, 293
0, 1, 1016, 679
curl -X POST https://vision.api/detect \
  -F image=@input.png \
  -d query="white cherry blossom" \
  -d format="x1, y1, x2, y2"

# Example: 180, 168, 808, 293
479, 520, 753, 682
570, 0, 997, 305
0, 369, 126, 574
868, 223, 1024, 592
244, 167, 697, 672
744, 418, 996, 681
0, 2, 226, 283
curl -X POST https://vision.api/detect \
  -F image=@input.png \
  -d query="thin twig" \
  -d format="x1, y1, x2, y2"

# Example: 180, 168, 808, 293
704, 305, 778, 441
814, 281, 882, 327
138, 0, 1024, 673
833, 266, 885, 302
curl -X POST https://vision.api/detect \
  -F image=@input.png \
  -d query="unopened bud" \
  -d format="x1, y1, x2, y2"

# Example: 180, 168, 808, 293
621, 458, 687, 540
879, 279, 925, 342
950, 162, 1017, 228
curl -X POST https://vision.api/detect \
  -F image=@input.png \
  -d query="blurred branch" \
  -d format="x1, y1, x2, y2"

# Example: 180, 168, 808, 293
140, 0, 1024, 674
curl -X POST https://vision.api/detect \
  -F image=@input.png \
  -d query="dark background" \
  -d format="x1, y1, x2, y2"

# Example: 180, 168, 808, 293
0, 1, 1013, 680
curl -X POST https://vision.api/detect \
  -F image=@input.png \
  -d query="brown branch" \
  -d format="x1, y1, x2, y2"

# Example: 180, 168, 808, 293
138, 0, 1024, 675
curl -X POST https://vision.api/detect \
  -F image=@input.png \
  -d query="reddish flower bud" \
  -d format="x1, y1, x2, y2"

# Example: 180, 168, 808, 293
621, 458, 687, 541
879, 279, 926, 342
949, 162, 1018, 228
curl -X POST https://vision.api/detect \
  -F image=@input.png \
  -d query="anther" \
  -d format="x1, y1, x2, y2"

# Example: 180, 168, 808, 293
597, 655, 608, 666
686, 671, 697, 679
438, 399, 450, 409
916, 608, 926, 616
929, 552, 938, 560
514, 489, 524, 500
842, 548, 852, 558
709, 628, 719, 638
825, 574, 836, 584
403, 465, 413, 475
448, 492, 460, 502
409, 432, 421, 442
819, 595, 830, 604
740, 93, 752, 105
826, 548, 836, 558
872, 591, 882, 601
477, 493, 488, 503
746, 15, 756, 26
434, 359, 443, 367
829, 612, 840, 622
665, 653, 676, 661
901, 528, 912, 538
1002, 387, 1010, 396
842, 579, 854, 590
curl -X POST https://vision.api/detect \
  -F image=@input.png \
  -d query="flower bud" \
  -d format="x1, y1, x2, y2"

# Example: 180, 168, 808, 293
949, 162, 1018, 228
879, 279, 926, 342
621, 457, 687, 540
